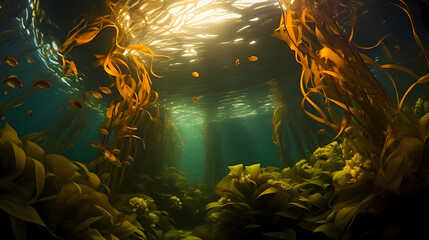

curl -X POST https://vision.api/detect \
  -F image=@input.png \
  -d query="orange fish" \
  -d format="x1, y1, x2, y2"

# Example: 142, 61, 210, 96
248, 56, 258, 62
192, 72, 199, 78
33, 79, 51, 89
345, 126, 355, 133
3, 75, 23, 89
28, 110, 32, 116
90, 90, 102, 99
70, 99, 82, 109
25, 56, 35, 64
126, 155, 134, 163
2, 88, 8, 95
99, 128, 108, 135
4, 56, 18, 67
394, 44, 400, 51
121, 161, 131, 167
70, 144, 75, 148
89, 141, 101, 148
192, 97, 199, 103
235, 59, 240, 66
127, 126, 138, 131
101, 148, 121, 167
111, 149, 120, 155
318, 129, 326, 134
82, 92, 86, 100
99, 86, 112, 94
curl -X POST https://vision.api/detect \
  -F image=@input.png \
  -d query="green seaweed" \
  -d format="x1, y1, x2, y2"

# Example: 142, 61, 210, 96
0, 123, 146, 239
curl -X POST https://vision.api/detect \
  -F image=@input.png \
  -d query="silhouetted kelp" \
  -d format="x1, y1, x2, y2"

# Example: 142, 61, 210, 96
24, 102, 88, 153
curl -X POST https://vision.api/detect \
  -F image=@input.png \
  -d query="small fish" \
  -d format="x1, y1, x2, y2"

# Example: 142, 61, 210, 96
70, 99, 82, 109
318, 129, 326, 134
127, 126, 138, 131
126, 155, 134, 163
121, 161, 131, 167
111, 149, 120, 155
3, 75, 23, 89
99, 86, 112, 94
33, 79, 51, 89
192, 72, 199, 78
2, 88, 8, 95
177, 145, 181, 148
70, 144, 75, 148
28, 110, 32, 116
345, 126, 355, 133
361, 10, 369, 15
192, 97, 199, 103
4, 56, 18, 67
1, 116, 5, 121
90, 90, 103, 99
248, 56, 258, 62
82, 92, 86, 100
235, 59, 240, 66
89, 141, 101, 148
394, 44, 400, 51
99, 128, 109, 135
25, 56, 35, 64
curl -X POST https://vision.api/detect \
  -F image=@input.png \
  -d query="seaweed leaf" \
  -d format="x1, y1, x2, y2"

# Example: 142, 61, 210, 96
246, 164, 260, 179
256, 187, 278, 199
71, 215, 105, 235
313, 223, 338, 239
10, 216, 26, 240
0, 194, 47, 227
29, 157, 45, 204
228, 164, 244, 178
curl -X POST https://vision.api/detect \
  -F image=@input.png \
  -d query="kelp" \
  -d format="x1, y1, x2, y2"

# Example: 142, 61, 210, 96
273, 0, 429, 238
0, 123, 145, 239
274, 0, 429, 192
272, 104, 292, 166
58, 0, 170, 200
24, 102, 88, 153
197, 161, 338, 239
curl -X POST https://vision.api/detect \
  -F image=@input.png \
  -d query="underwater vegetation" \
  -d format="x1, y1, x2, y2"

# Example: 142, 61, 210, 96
1, 0, 429, 239
0, 122, 146, 239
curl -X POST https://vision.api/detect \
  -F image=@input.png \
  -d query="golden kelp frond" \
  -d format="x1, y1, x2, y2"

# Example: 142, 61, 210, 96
58, 0, 172, 199
275, 0, 429, 237
352, 34, 393, 50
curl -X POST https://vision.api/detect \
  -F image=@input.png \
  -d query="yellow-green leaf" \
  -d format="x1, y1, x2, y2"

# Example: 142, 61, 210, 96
71, 215, 105, 235
257, 187, 278, 199
228, 164, 243, 178
10, 216, 27, 240
46, 154, 78, 184
23, 140, 44, 161
0, 122, 22, 146
245, 164, 260, 179
29, 157, 45, 204
0, 194, 46, 227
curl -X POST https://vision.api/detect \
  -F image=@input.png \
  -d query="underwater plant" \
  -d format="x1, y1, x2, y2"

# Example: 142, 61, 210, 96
57, 0, 171, 200
130, 167, 218, 231
273, 0, 429, 195
24, 102, 88, 153
195, 163, 336, 239
0, 122, 146, 239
